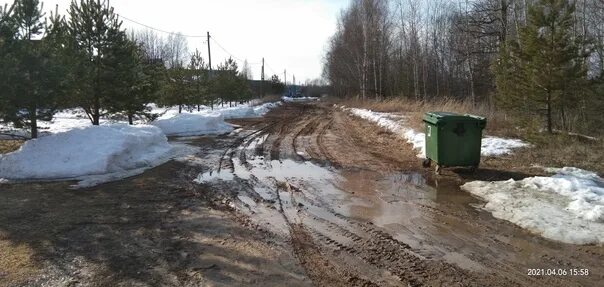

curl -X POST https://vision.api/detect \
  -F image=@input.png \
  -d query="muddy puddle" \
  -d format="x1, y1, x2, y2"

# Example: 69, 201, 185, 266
191, 131, 494, 271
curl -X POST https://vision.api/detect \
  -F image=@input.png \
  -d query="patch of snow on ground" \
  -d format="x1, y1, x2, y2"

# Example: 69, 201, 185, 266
348, 108, 426, 157
151, 112, 234, 137
1, 102, 281, 138
346, 108, 528, 158
40, 110, 111, 134
281, 96, 320, 102
253, 102, 282, 116
0, 124, 173, 184
481, 137, 529, 156
461, 167, 604, 244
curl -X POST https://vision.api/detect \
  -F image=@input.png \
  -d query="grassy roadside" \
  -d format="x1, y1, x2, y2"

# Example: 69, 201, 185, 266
334, 97, 604, 176
0, 140, 23, 155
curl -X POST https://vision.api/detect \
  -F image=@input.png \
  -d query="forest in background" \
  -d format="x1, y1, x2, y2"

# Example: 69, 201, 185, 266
323, 0, 604, 136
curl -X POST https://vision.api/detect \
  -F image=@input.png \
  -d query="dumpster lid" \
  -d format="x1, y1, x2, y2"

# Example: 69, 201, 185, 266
423, 112, 486, 125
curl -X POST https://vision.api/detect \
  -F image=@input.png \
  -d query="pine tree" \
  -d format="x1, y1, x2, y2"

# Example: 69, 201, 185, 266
189, 49, 209, 111
270, 74, 285, 95
0, 3, 18, 126
212, 58, 251, 106
66, 0, 124, 125
496, 0, 588, 133
0, 0, 65, 138
104, 35, 155, 124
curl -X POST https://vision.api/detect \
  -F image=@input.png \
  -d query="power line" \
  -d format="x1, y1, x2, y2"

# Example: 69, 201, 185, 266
118, 14, 285, 76
266, 62, 279, 76
210, 36, 248, 63
118, 14, 207, 38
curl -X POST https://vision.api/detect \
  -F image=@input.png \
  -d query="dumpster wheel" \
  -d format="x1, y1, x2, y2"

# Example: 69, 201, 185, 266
468, 165, 478, 173
422, 158, 431, 168
435, 164, 442, 175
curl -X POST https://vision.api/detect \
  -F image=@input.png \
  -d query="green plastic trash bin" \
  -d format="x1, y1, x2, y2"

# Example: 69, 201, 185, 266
422, 112, 486, 174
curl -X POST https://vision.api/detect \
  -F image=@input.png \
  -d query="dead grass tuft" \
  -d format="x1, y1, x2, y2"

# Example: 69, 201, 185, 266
339, 97, 515, 137
0, 240, 39, 286
0, 140, 23, 154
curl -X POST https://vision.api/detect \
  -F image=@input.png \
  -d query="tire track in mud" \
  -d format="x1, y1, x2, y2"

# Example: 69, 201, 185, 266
227, 105, 476, 286
217, 121, 276, 172
292, 116, 320, 161
220, 103, 588, 287
273, 181, 380, 287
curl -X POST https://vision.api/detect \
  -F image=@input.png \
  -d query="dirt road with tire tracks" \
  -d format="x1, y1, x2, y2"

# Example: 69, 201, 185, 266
1, 102, 602, 286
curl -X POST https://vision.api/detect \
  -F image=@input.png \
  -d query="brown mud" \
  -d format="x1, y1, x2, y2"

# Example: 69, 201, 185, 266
1, 102, 602, 286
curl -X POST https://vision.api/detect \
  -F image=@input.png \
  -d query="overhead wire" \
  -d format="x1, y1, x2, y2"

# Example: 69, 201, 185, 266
118, 14, 284, 76
118, 14, 207, 38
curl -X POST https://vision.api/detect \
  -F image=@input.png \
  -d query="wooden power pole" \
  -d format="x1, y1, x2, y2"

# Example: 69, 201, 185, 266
207, 32, 212, 75
261, 58, 265, 97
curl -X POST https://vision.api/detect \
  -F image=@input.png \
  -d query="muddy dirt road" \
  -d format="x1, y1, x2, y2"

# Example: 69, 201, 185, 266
1, 102, 603, 286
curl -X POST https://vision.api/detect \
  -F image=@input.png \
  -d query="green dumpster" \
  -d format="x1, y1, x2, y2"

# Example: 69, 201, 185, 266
422, 112, 486, 174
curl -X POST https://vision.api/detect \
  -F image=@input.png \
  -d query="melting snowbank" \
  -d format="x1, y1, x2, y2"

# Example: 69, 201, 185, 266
348, 108, 426, 156
462, 167, 604, 244
281, 96, 319, 102
0, 102, 281, 138
346, 108, 528, 157
151, 112, 234, 136
151, 102, 281, 137
0, 124, 173, 182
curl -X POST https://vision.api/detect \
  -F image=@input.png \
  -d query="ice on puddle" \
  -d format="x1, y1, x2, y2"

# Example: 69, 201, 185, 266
346, 108, 527, 158
462, 167, 604, 244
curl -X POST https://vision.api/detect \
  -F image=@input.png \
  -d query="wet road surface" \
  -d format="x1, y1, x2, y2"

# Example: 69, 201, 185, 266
1, 102, 603, 286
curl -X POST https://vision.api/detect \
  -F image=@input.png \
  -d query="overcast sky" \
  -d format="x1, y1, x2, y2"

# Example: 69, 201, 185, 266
2, 0, 349, 82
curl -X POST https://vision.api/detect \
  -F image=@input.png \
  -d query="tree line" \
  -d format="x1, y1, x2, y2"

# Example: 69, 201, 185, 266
323, 0, 604, 135
0, 0, 285, 138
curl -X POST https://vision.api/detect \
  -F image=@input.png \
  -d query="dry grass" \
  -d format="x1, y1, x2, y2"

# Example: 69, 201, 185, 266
338, 97, 516, 137
334, 97, 603, 175
0, 239, 39, 286
0, 140, 23, 154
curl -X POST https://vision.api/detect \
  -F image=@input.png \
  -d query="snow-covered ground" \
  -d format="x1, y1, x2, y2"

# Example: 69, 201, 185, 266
346, 108, 528, 157
152, 112, 234, 136
281, 96, 320, 102
0, 102, 281, 138
0, 101, 281, 186
0, 124, 175, 187
462, 167, 604, 244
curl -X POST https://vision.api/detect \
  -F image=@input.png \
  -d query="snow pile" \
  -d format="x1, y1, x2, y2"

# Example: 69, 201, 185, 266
0, 124, 173, 181
253, 102, 282, 116
481, 137, 529, 156
1, 102, 281, 138
346, 108, 528, 158
462, 167, 604, 244
155, 102, 281, 121
151, 112, 234, 137
281, 96, 319, 102
41, 109, 110, 134
218, 106, 256, 119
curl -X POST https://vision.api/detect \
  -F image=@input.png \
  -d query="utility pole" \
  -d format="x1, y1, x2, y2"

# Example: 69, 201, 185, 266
261, 57, 265, 97
206, 31, 213, 110
293, 74, 295, 86
284, 69, 287, 86
207, 32, 212, 75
